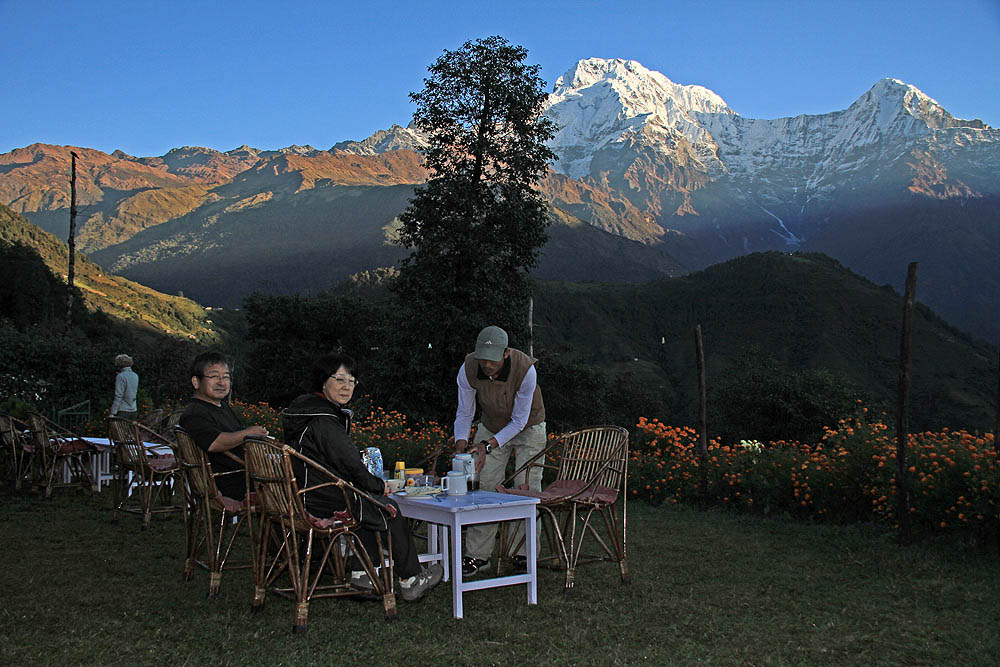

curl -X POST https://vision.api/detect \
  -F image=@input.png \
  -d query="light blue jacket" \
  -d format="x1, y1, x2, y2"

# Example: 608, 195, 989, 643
111, 367, 139, 414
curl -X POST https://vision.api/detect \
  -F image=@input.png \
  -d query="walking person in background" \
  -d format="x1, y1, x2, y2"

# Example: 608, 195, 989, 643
110, 354, 139, 420
454, 325, 546, 577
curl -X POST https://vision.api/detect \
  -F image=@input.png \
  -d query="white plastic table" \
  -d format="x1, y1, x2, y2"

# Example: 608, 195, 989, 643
79, 437, 173, 490
395, 489, 539, 619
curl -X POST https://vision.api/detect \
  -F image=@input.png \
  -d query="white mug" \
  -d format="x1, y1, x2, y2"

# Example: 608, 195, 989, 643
441, 470, 468, 495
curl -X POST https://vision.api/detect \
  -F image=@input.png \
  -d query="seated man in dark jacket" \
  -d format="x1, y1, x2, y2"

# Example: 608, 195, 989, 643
179, 352, 268, 500
282, 353, 442, 602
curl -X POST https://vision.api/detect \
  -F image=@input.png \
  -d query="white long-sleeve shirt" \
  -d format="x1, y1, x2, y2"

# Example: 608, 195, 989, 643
453, 362, 537, 448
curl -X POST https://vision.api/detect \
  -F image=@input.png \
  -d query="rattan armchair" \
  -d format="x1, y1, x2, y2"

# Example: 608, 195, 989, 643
497, 425, 630, 592
107, 416, 182, 529
26, 412, 98, 498
172, 427, 254, 598
243, 436, 398, 633
1, 412, 33, 492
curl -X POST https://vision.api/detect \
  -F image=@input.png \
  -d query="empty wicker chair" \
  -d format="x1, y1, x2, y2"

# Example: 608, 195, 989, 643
107, 416, 181, 529
497, 425, 630, 592
171, 427, 254, 598
138, 408, 166, 430
243, 436, 398, 633
26, 412, 98, 498
1, 412, 32, 492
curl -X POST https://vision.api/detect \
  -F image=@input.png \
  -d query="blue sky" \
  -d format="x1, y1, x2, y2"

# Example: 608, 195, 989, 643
2, 0, 998, 157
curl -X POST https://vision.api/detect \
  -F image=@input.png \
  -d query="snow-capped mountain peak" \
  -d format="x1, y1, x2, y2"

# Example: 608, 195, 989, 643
547, 58, 734, 178
330, 124, 427, 155
848, 78, 987, 133
551, 58, 731, 115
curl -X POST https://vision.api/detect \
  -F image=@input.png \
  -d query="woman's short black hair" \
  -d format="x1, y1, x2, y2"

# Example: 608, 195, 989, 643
309, 353, 357, 392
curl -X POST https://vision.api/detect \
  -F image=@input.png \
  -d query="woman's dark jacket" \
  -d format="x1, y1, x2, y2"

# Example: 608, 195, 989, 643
282, 393, 386, 529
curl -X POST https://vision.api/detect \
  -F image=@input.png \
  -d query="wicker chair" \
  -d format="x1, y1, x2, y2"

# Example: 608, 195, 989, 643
496, 425, 630, 592
1, 412, 33, 492
138, 408, 165, 430
172, 427, 254, 598
107, 417, 182, 529
26, 412, 98, 498
243, 436, 398, 633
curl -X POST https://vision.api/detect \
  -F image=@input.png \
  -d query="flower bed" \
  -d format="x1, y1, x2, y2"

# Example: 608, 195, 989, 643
630, 407, 997, 541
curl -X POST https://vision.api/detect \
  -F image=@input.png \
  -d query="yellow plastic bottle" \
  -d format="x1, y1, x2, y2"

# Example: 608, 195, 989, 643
394, 461, 406, 480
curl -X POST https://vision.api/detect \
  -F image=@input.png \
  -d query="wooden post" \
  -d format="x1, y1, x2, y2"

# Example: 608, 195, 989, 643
896, 262, 918, 545
528, 296, 534, 358
66, 151, 79, 330
694, 324, 709, 506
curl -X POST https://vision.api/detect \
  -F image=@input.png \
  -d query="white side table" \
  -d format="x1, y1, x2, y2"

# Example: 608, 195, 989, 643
395, 489, 539, 619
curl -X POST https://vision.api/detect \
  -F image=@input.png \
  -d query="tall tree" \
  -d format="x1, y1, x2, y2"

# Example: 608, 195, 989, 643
389, 36, 555, 418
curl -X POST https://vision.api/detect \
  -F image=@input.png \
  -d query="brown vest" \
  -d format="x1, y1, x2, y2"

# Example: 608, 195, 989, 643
464, 348, 545, 434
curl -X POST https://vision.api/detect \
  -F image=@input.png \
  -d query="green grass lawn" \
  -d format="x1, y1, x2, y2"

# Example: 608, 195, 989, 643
1, 492, 997, 666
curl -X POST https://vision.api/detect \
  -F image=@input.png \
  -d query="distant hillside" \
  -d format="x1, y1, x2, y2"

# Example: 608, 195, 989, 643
532, 252, 997, 431
0, 203, 220, 341
803, 197, 1000, 346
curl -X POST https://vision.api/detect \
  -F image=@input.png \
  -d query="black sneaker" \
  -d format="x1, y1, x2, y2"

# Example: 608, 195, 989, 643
462, 557, 491, 577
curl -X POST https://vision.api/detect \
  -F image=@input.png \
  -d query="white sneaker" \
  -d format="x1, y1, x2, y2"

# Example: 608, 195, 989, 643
399, 563, 443, 602
350, 570, 375, 591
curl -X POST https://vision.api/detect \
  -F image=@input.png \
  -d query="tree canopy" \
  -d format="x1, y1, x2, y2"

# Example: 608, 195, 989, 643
389, 36, 556, 416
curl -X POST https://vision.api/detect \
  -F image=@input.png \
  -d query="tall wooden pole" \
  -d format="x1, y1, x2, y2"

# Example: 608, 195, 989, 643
694, 324, 709, 506
66, 151, 79, 330
528, 296, 534, 358
896, 262, 918, 545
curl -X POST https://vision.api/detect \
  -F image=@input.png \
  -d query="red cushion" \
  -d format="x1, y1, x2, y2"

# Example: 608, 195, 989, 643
148, 455, 177, 472
216, 491, 257, 512
501, 479, 618, 505
218, 493, 241, 513
56, 439, 93, 454
306, 510, 351, 529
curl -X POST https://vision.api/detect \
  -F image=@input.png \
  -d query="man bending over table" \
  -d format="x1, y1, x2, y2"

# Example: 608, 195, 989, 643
179, 352, 268, 500
454, 325, 546, 577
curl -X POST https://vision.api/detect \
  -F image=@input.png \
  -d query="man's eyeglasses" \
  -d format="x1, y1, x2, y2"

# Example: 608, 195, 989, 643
200, 374, 232, 382
329, 375, 358, 387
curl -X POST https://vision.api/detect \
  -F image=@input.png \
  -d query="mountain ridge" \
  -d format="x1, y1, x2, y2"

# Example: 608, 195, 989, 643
1, 57, 996, 339
0, 203, 218, 341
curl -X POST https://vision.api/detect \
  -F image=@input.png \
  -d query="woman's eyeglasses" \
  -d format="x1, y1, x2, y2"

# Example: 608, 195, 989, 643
329, 375, 358, 387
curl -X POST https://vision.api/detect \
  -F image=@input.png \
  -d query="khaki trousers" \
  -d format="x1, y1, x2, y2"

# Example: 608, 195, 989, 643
465, 421, 546, 560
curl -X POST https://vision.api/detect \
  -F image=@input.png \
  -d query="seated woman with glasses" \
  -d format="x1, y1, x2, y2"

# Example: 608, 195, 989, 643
282, 353, 442, 602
